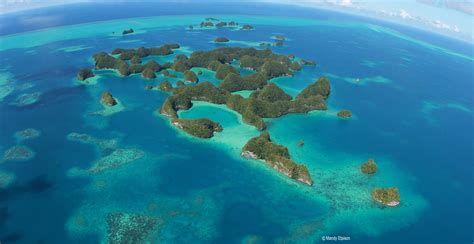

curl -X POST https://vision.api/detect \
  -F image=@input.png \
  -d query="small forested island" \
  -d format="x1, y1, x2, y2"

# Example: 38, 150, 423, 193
216, 22, 227, 27
184, 70, 198, 83
214, 37, 230, 43
77, 68, 94, 81
300, 59, 316, 66
200, 21, 214, 27
192, 18, 245, 30
122, 28, 134, 35
372, 188, 400, 207
242, 132, 313, 185
337, 109, 352, 118
274, 35, 285, 41
172, 118, 222, 138
241, 24, 254, 30
157, 80, 173, 92
361, 159, 377, 174
101, 91, 117, 106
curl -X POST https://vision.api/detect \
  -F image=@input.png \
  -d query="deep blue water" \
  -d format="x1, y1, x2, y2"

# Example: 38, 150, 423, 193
0, 2, 472, 244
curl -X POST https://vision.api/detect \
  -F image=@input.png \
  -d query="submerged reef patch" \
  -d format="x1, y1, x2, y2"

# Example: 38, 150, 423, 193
9, 92, 41, 107
14, 128, 41, 142
0, 72, 15, 101
2, 145, 35, 162
107, 212, 161, 243
0, 171, 15, 188
88, 148, 145, 174
67, 132, 119, 151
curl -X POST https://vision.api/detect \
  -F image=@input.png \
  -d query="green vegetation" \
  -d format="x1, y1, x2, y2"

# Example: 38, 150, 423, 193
122, 28, 134, 35
337, 109, 352, 118
214, 37, 230, 43
372, 188, 400, 206
219, 73, 267, 92
77, 68, 94, 81
361, 159, 377, 174
101, 91, 117, 106
216, 64, 240, 80
184, 70, 198, 83
89, 46, 329, 139
162, 69, 177, 78
290, 62, 301, 71
172, 118, 223, 138
159, 75, 329, 130
250, 83, 291, 102
242, 132, 313, 185
141, 68, 156, 79
93, 44, 180, 77
87, 45, 335, 187
296, 76, 331, 99
157, 80, 173, 92
131, 55, 141, 64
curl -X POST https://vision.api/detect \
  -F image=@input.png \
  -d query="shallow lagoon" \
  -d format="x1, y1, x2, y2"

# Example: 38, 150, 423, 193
0, 2, 472, 243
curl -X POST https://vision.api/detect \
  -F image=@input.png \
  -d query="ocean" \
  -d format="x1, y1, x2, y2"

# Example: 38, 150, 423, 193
0, 2, 472, 243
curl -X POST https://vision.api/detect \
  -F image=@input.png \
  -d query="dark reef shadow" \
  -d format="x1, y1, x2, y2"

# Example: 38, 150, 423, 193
0, 174, 53, 202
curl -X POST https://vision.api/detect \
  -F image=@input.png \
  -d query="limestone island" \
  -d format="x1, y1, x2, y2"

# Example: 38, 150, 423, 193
361, 159, 377, 174
87, 45, 330, 186
216, 22, 227, 28
372, 187, 400, 207
122, 28, 134, 35
337, 109, 352, 118
241, 24, 254, 30
157, 80, 173, 92
300, 59, 316, 66
101, 91, 117, 106
155, 47, 330, 133
274, 35, 285, 41
214, 37, 230, 43
242, 132, 313, 186
200, 21, 214, 27
184, 70, 198, 83
172, 118, 222, 138
77, 68, 94, 81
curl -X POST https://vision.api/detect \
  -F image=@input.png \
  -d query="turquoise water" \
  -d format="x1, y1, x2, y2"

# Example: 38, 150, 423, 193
0, 2, 472, 243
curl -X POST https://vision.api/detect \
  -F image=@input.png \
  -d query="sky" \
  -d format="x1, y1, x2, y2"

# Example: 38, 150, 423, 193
0, 0, 472, 41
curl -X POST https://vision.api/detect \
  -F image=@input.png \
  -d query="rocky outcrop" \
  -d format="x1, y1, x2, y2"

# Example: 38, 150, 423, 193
77, 68, 94, 81
122, 28, 134, 35
214, 37, 229, 43
361, 159, 377, 174
372, 188, 400, 207
242, 132, 313, 186
337, 109, 352, 118
101, 91, 117, 106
